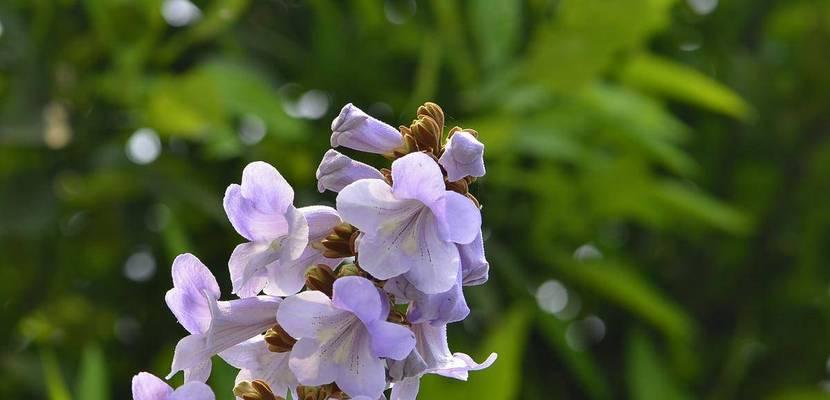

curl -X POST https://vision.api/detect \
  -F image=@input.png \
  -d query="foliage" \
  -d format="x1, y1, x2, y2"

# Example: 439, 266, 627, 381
1, 0, 830, 398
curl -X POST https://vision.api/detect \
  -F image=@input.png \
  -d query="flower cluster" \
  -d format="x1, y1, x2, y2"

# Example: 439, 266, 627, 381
132, 102, 494, 400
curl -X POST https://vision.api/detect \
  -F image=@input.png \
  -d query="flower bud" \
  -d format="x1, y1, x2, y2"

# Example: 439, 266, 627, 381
263, 324, 297, 353
330, 103, 403, 155
336, 263, 363, 278
438, 130, 485, 182
296, 383, 340, 400
305, 264, 336, 296
315, 149, 384, 193
233, 380, 281, 400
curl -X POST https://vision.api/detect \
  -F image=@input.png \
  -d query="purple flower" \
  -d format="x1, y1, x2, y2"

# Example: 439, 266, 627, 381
330, 103, 403, 155
316, 149, 385, 193
384, 270, 469, 326
165, 254, 281, 382
438, 130, 485, 182
224, 161, 311, 297
132, 372, 214, 400
337, 152, 481, 294
220, 336, 297, 399
388, 322, 497, 400
459, 232, 489, 286
230, 205, 344, 297
277, 276, 416, 399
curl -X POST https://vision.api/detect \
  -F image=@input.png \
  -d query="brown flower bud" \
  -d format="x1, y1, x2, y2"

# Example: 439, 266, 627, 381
336, 263, 363, 278
264, 324, 296, 353
233, 380, 282, 400
320, 223, 358, 258
296, 383, 342, 400
305, 264, 336, 296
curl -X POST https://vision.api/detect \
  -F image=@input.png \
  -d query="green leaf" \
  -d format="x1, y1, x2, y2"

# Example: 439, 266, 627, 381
626, 330, 691, 400
654, 181, 752, 235
526, 0, 675, 90
766, 388, 830, 400
620, 53, 754, 120
552, 258, 695, 343
208, 358, 238, 400
469, 0, 521, 72
77, 344, 109, 400
41, 348, 72, 400
418, 305, 532, 400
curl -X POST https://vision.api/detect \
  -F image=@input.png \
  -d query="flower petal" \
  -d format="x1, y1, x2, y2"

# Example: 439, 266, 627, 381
205, 296, 281, 350
397, 211, 460, 294
169, 381, 215, 400
390, 379, 420, 400
300, 205, 343, 240
223, 184, 290, 242
166, 254, 220, 334
438, 131, 485, 182
406, 271, 469, 325
333, 331, 387, 399
459, 232, 489, 286
337, 179, 422, 237
391, 152, 445, 207
288, 337, 339, 386
331, 276, 386, 324
169, 333, 211, 381
330, 103, 403, 155
434, 352, 498, 381
366, 320, 415, 360
277, 291, 347, 339
431, 191, 480, 245
316, 149, 385, 193
228, 242, 277, 298
131, 372, 172, 400
240, 161, 294, 215
223, 336, 296, 397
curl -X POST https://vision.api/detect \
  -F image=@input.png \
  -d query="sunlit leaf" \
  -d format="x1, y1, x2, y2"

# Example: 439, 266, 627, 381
552, 258, 695, 343
626, 330, 691, 400
41, 349, 72, 400
526, 0, 675, 90
77, 344, 109, 400
620, 53, 754, 120
654, 181, 752, 234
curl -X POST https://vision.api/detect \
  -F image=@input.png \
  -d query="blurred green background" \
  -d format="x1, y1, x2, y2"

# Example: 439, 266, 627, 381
2, 0, 830, 398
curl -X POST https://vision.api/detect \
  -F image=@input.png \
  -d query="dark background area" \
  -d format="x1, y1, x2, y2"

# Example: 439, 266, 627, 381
1, 0, 830, 399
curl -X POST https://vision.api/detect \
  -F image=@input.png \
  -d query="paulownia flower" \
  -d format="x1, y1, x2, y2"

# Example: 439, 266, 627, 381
316, 149, 384, 193
224, 161, 321, 297
459, 232, 489, 286
277, 276, 415, 399
384, 270, 469, 326
438, 130, 485, 182
330, 103, 403, 155
220, 335, 297, 400
388, 322, 497, 400
165, 254, 281, 382
337, 152, 481, 294
132, 372, 214, 400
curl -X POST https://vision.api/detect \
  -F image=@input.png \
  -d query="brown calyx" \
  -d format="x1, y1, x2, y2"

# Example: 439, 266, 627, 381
233, 380, 282, 400
264, 324, 296, 353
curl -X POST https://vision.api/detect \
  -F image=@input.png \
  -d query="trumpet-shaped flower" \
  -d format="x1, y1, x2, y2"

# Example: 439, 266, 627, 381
165, 254, 281, 382
337, 152, 481, 294
330, 103, 403, 155
132, 372, 214, 400
316, 149, 385, 193
220, 336, 297, 399
459, 232, 489, 286
438, 131, 485, 182
388, 322, 497, 400
384, 270, 469, 326
224, 161, 310, 297
277, 276, 415, 399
